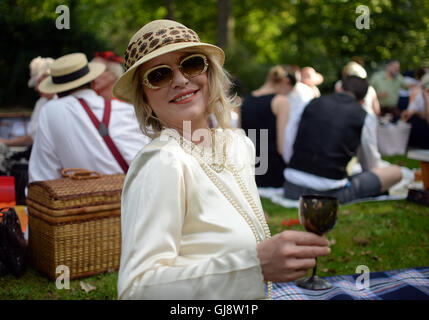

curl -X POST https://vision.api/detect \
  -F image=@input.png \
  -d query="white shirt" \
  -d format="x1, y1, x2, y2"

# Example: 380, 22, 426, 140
284, 113, 383, 190
282, 82, 314, 163
408, 91, 427, 113
118, 129, 267, 300
362, 86, 377, 115
28, 89, 150, 182
29, 97, 48, 140
29, 96, 58, 140
399, 76, 418, 97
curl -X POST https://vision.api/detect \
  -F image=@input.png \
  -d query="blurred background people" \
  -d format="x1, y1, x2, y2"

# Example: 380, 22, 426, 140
408, 65, 429, 105
398, 70, 419, 112
29, 52, 150, 182
283, 76, 402, 203
91, 51, 124, 101
401, 73, 429, 149
240, 65, 291, 187
300, 66, 323, 98
336, 61, 380, 116
281, 65, 315, 164
0, 56, 55, 147
370, 60, 411, 119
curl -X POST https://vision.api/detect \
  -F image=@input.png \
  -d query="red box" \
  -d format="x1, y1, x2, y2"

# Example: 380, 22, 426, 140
0, 176, 15, 202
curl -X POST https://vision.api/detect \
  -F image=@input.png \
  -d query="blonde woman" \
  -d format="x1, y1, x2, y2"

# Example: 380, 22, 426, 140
113, 19, 330, 300
240, 65, 292, 187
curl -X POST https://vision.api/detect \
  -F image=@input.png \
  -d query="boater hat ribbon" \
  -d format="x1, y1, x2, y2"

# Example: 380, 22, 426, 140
51, 64, 90, 84
38, 52, 105, 94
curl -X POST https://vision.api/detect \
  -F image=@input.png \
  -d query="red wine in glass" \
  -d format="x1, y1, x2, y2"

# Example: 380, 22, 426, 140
295, 194, 338, 290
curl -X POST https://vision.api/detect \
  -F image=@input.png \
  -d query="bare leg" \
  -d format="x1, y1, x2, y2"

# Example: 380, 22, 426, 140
371, 165, 403, 192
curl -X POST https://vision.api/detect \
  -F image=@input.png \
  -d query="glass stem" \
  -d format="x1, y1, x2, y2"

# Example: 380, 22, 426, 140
309, 257, 318, 281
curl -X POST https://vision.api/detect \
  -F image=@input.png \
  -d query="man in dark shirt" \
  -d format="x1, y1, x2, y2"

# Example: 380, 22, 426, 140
283, 76, 402, 203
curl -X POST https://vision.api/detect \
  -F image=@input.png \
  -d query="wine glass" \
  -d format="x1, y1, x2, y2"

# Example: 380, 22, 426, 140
295, 194, 338, 290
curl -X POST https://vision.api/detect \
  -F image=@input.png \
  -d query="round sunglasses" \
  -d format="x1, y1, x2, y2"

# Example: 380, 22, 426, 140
142, 54, 209, 89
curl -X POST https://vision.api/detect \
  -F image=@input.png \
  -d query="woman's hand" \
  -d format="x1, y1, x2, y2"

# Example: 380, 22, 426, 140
257, 230, 331, 282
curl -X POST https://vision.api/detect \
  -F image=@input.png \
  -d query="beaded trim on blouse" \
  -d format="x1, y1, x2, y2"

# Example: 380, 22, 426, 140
161, 128, 273, 299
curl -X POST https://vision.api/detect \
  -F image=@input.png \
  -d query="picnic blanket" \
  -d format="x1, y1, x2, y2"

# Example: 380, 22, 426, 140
270, 267, 429, 300
259, 166, 422, 208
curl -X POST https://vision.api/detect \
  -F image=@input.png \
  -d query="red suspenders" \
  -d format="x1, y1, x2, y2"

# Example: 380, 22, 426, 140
78, 98, 129, 173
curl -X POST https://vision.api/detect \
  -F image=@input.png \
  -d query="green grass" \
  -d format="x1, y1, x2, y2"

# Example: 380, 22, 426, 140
0, 268, 118, 300
262, 198, 429, 277
1, 155, 428, 299
382, 155, 421, 169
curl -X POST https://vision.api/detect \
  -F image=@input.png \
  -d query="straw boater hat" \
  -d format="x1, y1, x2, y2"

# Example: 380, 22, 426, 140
113, 19, 225, 103
28, 56, 54, 88
38, 53, 105, 94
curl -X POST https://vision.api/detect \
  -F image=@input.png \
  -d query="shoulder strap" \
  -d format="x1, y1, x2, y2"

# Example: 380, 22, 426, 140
77, 98, 129, 173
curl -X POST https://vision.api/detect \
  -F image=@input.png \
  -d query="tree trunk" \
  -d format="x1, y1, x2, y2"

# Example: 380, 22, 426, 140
165, 0, 175, 20
217, 0, 234, 49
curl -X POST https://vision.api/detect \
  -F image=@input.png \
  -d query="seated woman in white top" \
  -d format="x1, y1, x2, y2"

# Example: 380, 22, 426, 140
112, 19, 331, 300
401, 73, 429, 148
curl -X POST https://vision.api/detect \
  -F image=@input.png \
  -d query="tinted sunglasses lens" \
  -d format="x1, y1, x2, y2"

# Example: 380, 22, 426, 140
147, 67, 173, 88
181, 56, 206, 77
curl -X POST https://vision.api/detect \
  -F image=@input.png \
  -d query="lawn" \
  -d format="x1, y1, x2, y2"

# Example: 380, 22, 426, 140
1, 155, 428, 299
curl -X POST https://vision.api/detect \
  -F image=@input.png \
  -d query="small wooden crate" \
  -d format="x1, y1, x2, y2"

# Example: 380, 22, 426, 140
26, 169, 125, 280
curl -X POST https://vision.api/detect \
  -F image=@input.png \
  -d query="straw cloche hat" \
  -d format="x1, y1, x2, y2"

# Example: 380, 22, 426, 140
38, 53, 105, 94
113, 19, 225, 103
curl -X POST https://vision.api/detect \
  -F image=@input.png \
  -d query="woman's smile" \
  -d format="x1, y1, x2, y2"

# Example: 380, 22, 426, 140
170, 89, 199, 104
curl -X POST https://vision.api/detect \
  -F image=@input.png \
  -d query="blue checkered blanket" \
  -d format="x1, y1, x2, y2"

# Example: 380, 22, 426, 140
270, 267, 429, 300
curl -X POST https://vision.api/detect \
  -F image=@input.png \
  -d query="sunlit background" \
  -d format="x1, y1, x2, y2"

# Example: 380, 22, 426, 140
2, 0, 429, 108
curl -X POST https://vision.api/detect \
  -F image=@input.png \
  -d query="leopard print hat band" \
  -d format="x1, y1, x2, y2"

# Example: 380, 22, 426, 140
124, 22, 200, 71
113, 20, 225, 103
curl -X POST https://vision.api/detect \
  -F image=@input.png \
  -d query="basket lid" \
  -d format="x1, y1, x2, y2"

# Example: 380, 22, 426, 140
27, 169, 125, 212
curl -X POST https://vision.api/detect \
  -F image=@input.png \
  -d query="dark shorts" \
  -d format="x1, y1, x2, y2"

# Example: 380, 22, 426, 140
408, 115, 429, 149
283, 171, 382, 204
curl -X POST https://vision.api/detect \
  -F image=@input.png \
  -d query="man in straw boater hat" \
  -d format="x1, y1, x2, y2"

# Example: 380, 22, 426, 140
28, 52, 150, 182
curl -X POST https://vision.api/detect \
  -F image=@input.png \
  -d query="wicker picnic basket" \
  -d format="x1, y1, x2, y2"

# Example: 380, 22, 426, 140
26, 169, 125, 280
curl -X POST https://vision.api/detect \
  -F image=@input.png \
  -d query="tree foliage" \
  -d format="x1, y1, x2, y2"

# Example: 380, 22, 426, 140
1, 0, 429, 108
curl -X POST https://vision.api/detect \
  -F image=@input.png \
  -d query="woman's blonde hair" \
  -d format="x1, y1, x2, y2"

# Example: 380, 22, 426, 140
266, 64, 297, 86
130, 47, 237, 139
267, 65, 288, 83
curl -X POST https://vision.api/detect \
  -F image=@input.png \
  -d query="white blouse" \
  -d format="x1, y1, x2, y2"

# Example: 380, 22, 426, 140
118, 128, 271, 300
408, 91, 428, 114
